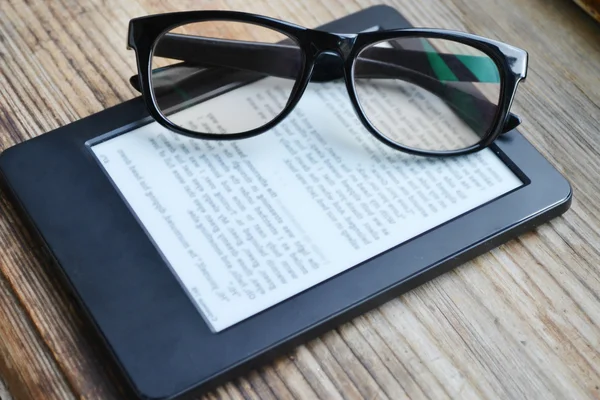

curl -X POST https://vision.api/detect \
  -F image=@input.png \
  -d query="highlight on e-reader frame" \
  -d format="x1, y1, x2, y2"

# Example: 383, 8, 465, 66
0, 3, 579, 400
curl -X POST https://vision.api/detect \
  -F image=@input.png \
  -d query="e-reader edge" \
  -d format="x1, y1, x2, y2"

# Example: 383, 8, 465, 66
0, 5, 572, 400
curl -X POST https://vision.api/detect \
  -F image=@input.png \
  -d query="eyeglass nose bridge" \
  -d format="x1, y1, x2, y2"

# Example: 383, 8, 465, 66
308, 30, 357, 60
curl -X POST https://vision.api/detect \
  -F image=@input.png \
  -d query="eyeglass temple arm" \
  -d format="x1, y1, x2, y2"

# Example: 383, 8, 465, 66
130, 34, 521, 133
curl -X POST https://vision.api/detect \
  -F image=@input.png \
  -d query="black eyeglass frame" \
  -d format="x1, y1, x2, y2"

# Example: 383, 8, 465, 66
127, 10, 528, 157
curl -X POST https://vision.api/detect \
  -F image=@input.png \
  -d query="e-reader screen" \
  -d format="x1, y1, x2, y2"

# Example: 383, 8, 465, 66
89, 67, 522, 332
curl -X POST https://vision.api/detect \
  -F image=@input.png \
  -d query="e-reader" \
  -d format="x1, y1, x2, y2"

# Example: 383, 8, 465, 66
0, 5, 571, 400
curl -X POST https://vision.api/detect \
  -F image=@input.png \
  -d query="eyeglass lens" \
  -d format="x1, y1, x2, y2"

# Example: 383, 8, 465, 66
353, 37, 501, 151
151, 21, 303, 135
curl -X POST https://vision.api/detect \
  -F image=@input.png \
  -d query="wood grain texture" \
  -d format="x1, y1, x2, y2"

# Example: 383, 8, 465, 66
0, 0, 599, 399
573, 0, 600, 22
0, 375, 14, 400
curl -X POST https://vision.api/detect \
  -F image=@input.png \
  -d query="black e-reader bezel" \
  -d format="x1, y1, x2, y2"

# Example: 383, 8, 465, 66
0, 6, 571, 400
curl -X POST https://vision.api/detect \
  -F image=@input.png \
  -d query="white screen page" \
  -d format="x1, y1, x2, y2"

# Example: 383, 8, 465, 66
92, 76, 521, 332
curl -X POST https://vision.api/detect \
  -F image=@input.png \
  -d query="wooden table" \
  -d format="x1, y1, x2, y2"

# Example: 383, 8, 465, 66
1, 0, 599, 399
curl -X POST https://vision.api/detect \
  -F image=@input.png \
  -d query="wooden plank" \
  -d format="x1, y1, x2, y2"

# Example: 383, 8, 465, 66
0, 376, 13, 400
0, 0, 599, 399
0, 254, 73, 400
573, 0, 600, 22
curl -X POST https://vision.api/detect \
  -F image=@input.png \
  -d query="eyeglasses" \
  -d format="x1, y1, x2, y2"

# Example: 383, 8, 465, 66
126, 11, 528, 157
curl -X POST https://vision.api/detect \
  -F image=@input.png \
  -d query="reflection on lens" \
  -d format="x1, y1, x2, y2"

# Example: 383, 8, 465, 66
151, 21, 303, 135
353, 37, 501, 152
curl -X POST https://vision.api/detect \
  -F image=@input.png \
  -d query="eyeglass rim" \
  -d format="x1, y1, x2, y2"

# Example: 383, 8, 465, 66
127, 10, 528, 157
